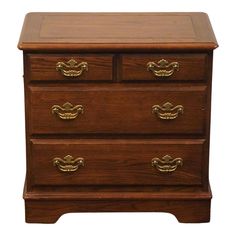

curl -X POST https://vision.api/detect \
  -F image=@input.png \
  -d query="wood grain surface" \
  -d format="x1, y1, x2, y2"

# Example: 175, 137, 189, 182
25, 198, 211, 223
121, 53, 208, 81
28, 85, 207, 134
18, 13, 218, 51
27, 54, 114, 81
30, 139, 205, 186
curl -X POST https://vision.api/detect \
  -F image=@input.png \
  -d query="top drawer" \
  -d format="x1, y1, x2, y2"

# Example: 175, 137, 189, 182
26, 54, 114, 81
121, 54, 208, 81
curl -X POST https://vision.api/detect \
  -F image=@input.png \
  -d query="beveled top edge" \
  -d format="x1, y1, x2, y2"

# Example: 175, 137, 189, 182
18, 42, 218, 52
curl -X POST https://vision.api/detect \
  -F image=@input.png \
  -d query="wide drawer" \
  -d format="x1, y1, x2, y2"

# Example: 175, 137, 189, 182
30, 139, 204, 186
29, 85, 207, 134
26, 54, 114, 81
121, 54, 208, 81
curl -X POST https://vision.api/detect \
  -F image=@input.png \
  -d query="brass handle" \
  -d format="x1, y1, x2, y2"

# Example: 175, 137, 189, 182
52, 102, 84, 120
56, 59, 88, 77
53, 155, 84, 172
152, 102, 184, 120
147, 59, 179, 77
152, 155, 183, 173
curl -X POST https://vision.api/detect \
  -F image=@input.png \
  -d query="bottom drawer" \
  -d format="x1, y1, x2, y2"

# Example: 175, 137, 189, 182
30, 139, 205, 186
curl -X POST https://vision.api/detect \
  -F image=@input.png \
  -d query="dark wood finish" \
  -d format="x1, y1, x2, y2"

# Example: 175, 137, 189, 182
121, 54, 208, 81
18, 12, 217, 223
25, 200, 211, 223
18, 13, 218, 51
24, 188, 211, 223
27, 54, 114, 81
30, 139, 204, 186
24, 187, 212, 200
29, 85, 207, 134
29, 185, 208, 193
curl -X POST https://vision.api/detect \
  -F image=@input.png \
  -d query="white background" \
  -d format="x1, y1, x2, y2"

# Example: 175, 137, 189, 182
0, 0, 233, 235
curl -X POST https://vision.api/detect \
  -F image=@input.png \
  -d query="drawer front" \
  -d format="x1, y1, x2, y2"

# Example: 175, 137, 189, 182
27, 54, 114, 81
30, 139, 204, 186
29, 85, 207, 134
121, 54, 208, 81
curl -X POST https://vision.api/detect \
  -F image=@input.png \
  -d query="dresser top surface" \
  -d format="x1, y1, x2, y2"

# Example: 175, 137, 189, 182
18, 12, 218, 51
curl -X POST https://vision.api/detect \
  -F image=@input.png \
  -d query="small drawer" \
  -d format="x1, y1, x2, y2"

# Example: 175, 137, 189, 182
26, 54, 114, 81
28, 85, 207, 135
121, 54, 208, 81
30, 139, 205, 186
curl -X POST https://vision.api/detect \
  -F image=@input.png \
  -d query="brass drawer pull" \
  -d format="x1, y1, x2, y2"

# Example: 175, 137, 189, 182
152, 102, 184, 120
53, 155, 84, 172
52, 102, 84, 120
147, 59, 179, 77
56, 59, 88, 77
152, 155, 183, 173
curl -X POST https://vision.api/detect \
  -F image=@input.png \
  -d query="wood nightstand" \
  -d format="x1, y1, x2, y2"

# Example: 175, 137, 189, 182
18, 12, 218, 223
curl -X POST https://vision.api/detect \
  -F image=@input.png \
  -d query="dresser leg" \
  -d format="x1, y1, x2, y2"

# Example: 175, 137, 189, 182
172, 200, 211, 223
25, 200, 63, 223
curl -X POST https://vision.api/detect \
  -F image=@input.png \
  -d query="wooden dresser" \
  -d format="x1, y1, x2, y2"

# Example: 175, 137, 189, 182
18, 12, 218, 223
